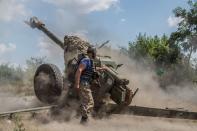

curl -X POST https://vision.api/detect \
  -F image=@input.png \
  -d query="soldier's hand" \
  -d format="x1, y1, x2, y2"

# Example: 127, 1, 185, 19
96, 65, 108, 72
102, 65, 108, 70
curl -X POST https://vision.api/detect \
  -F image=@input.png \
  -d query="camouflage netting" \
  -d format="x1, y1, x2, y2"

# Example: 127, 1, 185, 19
64, 35, 90, 53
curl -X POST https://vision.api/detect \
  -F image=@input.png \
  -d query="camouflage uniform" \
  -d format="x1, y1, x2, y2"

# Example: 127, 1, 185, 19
79, 82, 94, 118
63, 35, 90, 75
63, 35, 95, 120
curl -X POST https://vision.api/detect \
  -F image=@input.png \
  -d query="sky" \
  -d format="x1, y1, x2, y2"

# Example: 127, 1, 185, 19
0, 0, 188, 67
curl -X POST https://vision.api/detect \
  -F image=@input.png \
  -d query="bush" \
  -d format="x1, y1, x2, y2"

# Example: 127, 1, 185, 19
0, 64, 24, 85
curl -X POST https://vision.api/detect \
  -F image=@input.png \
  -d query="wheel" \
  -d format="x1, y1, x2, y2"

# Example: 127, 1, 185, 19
34, 64, 63, 104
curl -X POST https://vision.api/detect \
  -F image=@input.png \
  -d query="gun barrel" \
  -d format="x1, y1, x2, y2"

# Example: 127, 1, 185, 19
98, 40, 110, 49
40, 27, 64, 49
27, 17, 64, 49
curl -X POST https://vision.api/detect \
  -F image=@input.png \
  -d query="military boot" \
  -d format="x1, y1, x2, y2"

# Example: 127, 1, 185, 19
80, 116, 89, 125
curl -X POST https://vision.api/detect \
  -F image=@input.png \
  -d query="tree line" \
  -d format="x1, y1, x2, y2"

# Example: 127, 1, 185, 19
0, 57, 46, 87
127, 0, 197, 88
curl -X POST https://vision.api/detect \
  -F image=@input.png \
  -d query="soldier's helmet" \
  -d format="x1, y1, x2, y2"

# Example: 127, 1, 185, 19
87, 46, 97, 59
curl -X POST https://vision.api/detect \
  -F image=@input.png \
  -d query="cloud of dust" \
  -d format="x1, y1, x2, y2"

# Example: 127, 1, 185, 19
98, 47, 197, 111
10, 115, 197, 131
0, 91, 42, 112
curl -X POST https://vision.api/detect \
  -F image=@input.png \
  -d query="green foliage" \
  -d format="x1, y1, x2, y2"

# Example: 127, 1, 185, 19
129, 33, 180, 66
0, 64, 24, 85
0, 57, 47, 88
13, 114, 25, 131
126, 33, 197, 88
170, 0, 197, 64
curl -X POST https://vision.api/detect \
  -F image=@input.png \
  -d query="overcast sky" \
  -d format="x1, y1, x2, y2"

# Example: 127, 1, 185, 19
0, 0, 187, 67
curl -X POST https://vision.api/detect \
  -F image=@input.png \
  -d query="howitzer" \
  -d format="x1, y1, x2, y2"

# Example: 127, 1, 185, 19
25, 16, 136, 106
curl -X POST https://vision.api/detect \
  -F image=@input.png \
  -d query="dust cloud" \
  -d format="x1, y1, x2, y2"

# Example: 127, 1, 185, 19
0, 91, 42, 112
1, 115, 197, 131
98, 48, 197, 111
30, 115, 197, 131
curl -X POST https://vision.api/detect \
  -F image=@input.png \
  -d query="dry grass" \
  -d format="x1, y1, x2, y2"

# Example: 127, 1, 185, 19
0, 84, 34, 97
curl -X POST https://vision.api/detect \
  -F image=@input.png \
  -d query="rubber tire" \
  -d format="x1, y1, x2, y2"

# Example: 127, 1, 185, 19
34, 64, 63, 104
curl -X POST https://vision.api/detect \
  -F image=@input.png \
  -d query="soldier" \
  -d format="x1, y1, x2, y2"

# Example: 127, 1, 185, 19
74, 46, 96, 124
64, 35, 107, 123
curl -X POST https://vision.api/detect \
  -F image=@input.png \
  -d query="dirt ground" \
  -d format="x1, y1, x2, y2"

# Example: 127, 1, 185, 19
0, 114, 197, 131
0, 90, 197, 131
1, 95, 197, 131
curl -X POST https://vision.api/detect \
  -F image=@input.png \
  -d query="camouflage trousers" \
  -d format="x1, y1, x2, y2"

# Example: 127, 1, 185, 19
79, 81, 94, 118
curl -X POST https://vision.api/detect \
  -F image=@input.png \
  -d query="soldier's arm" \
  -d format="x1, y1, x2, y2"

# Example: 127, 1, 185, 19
75, 63, 86, 89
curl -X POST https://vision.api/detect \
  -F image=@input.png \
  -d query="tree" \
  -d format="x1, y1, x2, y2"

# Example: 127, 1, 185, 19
128, 33, 180, 66
127, 34, 184, 88
170, 0, 197, 66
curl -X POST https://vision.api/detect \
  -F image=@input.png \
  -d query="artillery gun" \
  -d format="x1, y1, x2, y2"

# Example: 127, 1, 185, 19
25, 17, 137, 107
1, 17, 196, 121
